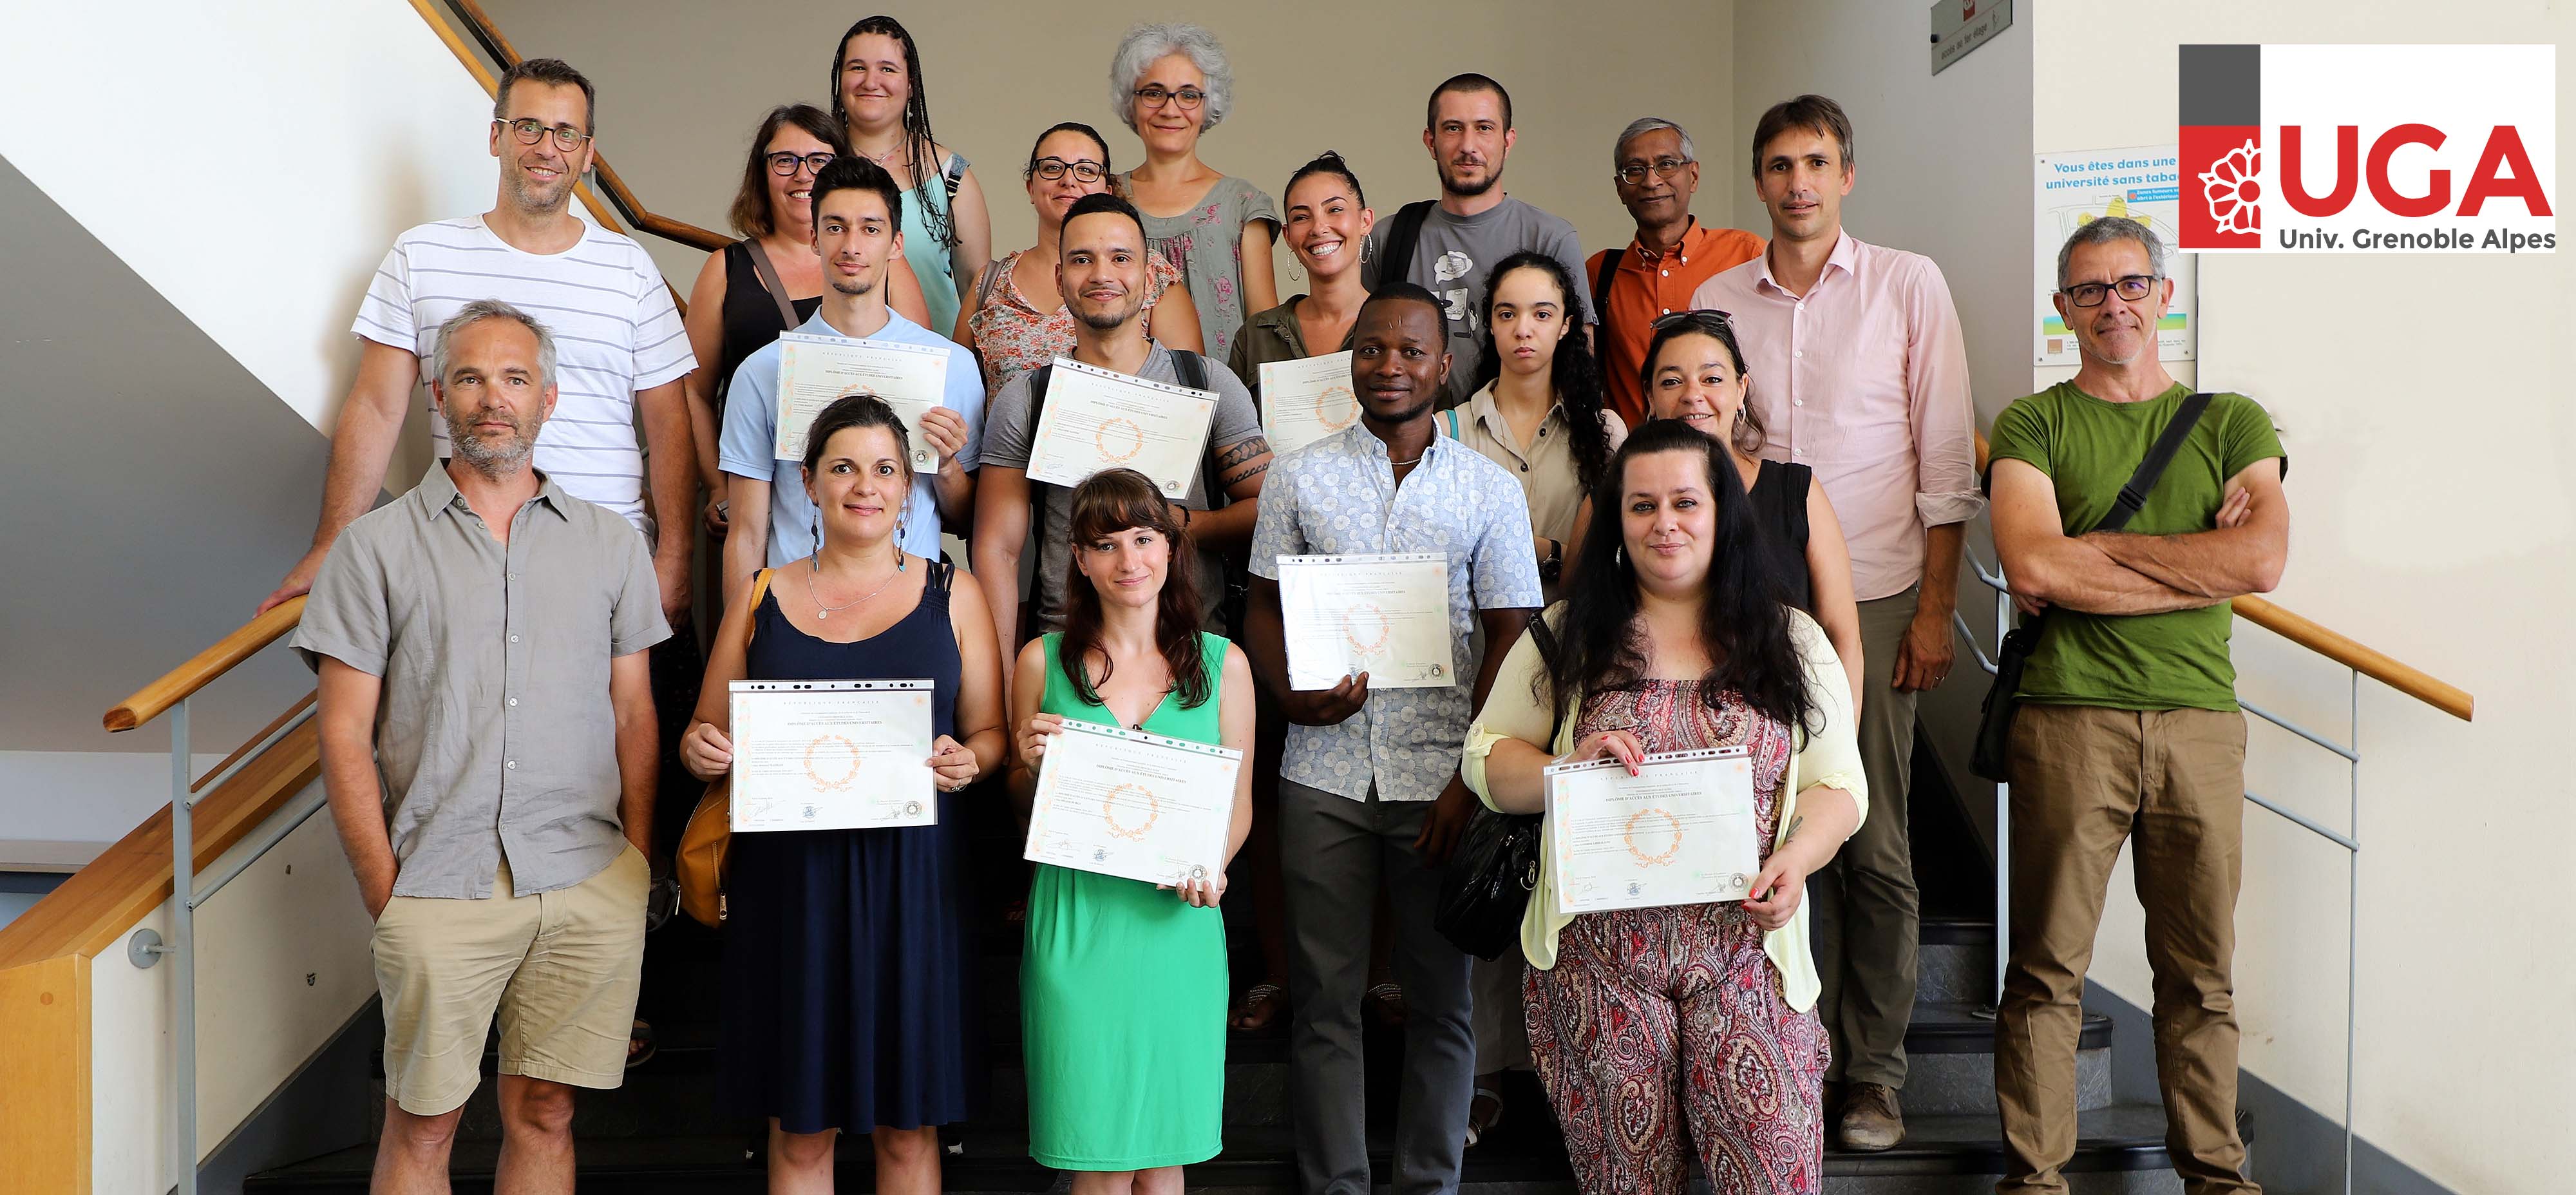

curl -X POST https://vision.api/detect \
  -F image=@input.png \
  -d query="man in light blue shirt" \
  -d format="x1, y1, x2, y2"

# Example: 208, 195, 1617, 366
719, 157, 982, 605
1245, 283, 1541, 1195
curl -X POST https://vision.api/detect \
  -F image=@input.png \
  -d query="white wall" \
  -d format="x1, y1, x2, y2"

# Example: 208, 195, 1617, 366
2031, 5, 2575, 1192
0, 1, 500, 444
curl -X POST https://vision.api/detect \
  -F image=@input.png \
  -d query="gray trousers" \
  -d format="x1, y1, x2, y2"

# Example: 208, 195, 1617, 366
1280, 778, 1475, 1195
1809, 586, 1925, 1089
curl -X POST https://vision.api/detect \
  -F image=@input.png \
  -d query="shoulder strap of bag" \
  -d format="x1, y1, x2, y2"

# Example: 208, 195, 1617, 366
1375, 200, 1437, 291
972, 256, 1008, 312
942, 153, 966, 204
740, 241, 800, 331
2094, 392, 2215, 533
1169, 350, 1225, 505
1441, 408, 1463, 439
1591, 249, 1624, 340
743, 568, 774, 646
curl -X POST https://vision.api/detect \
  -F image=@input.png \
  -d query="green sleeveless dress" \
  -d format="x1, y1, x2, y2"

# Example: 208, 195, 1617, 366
1022, 632, 1232, 1170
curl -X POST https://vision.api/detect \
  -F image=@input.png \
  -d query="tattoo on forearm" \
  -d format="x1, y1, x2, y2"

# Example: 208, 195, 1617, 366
1215, 437, 1272, 470
1781, 814, 1805, 845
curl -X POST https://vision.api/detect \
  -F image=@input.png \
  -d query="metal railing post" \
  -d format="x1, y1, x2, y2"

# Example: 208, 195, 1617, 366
1992, 582, 2011, 1009
169, 698, 199, 1195
2343, 671, 2360, 1195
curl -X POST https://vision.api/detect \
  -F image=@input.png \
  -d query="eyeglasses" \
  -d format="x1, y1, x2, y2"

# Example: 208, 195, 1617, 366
1651, 309, 1734, 332
1615, 157, 1694, 186
2060, 274, 2159, 307
1029, 157, 1106, 184
497, 118, 592, 151
1133, 86, 1206, 111
767, 151, 838, 177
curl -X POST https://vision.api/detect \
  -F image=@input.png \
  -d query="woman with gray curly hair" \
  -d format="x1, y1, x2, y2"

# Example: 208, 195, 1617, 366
1108, 22, 1278, 363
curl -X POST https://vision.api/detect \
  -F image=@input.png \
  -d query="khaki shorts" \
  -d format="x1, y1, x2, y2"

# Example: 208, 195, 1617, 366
372, 845, 649, 1115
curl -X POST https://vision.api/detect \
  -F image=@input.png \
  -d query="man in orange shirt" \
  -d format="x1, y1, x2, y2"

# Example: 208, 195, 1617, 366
1584, 117, 1764, 427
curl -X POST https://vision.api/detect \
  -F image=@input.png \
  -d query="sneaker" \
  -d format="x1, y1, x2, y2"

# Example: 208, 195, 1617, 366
1836, 1082, 1905, 1152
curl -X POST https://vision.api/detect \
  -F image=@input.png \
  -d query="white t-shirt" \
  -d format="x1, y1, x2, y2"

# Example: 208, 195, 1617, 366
353, 215, 694, 530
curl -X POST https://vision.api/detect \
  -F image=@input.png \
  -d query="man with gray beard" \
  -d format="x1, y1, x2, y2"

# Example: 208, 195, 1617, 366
293, 300, 669, 1195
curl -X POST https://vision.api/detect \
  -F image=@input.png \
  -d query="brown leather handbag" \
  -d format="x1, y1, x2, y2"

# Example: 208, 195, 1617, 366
676, 568, 772, 926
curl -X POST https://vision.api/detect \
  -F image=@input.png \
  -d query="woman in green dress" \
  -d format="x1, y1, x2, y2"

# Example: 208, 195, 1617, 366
1009, 467, 1255, 1190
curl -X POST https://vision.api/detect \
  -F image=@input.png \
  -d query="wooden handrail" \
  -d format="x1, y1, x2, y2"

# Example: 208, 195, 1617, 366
421, 0, 728, 253
1973, 430, 2473, 721
102, 596, 305, 732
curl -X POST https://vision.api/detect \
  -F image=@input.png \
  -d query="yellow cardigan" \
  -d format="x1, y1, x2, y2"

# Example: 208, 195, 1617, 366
1459, 604, 1868, 1013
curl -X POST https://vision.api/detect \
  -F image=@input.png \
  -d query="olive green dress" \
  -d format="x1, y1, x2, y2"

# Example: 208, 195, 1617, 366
1022, 632, 1231, 1170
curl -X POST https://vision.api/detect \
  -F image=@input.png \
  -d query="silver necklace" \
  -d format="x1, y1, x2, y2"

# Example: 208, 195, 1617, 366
806, 556, 902, 619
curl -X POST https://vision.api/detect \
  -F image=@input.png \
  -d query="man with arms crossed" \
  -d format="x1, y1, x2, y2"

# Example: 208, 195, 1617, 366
295, 301, 668, 1194
1690, 94, 1982, 1150
1988, 218, 2284, 1195
718, 155, 984, 608
974, 192, 1271, 681
1244, 283, 1540, 1195
1364, 73, 1593, 408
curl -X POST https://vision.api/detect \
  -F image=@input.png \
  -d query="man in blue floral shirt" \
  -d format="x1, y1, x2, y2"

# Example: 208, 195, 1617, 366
1245, 283, 1542, 1195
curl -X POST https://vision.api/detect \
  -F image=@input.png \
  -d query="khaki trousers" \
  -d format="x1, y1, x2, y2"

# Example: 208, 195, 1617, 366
1810, 587, 1922, 1087
1993, 704, 2257, 1195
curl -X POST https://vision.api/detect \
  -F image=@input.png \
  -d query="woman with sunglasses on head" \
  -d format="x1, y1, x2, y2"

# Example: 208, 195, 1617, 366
1011, 468, 1255, 1193
1461, 419, 1866, 1194
682, 104, 933, 537
1640, 311, 1864, 700
1108, 23, 1276, 365
956, 122, 1202, 394
830, 15, 992, 340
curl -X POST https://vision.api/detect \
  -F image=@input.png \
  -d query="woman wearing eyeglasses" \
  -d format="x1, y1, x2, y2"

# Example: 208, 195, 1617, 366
682, 104, 933, 537
1640, 311, 1863, 700
955, 122, 1202, 394
1107, 23, 1276, 365
831, 15, 993, 341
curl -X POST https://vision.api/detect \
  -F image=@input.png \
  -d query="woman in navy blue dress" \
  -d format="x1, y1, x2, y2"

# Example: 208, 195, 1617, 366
682, 395, 1008, 1193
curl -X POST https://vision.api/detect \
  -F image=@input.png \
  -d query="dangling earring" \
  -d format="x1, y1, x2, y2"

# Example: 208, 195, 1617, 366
1613, 543, 1625, 569
894, 504, 909, 571
808, 507, 820, 551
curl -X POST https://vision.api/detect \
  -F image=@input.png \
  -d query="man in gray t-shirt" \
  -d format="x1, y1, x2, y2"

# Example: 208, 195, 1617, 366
972, 193, 1273, 670
1363, 72, 1595, 406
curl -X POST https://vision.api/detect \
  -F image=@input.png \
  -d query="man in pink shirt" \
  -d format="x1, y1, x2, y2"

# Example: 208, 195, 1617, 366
1690, 94, 1982, 1153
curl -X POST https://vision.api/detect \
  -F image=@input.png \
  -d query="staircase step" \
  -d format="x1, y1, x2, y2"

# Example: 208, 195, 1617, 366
1900, 1002, 2112, 1116
1917, 915, 1998, 1004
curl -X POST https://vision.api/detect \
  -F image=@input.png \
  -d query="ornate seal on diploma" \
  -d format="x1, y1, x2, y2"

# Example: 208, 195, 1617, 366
1316, 385, 1359, 431
802, 734, 862, 792
1342, 602, 1391, 656
1622, 807, 1682, 867
1101, 783, 1160, 841
1095, 416, 1145, 464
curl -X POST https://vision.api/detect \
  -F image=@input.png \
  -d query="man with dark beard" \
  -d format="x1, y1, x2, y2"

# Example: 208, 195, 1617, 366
1362, 73, 1593, 406
975, 192, 1271, 693
293, 300, 668, 1195
1242, 284, 1540, 1195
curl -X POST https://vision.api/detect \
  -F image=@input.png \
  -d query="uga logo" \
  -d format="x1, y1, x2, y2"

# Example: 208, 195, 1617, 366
2179, 44, 2556, 253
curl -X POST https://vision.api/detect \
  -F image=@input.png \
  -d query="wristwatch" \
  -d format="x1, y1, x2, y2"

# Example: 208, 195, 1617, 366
1539, 538, 1564, 584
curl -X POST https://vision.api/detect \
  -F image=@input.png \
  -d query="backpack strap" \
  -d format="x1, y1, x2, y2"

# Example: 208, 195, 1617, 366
1441, 408, 1463, 439
941, 153, 967, 205
1170, 350, 1222, 504
1591, 249, 1624, 342
1373, 201, 1437, 292
741, 240, 800, 332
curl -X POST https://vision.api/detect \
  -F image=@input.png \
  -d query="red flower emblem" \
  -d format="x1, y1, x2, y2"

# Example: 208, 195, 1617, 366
2199, 140, 2262, 234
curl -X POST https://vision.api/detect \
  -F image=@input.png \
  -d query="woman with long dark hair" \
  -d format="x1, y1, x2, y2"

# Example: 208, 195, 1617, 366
1009, 468, 1255, 1192
1446, 251, 1627, 602
1640, 311, 1863, 700
829, 15, 992, 339
1461, 418, 1867, 1193
682, 395, 1007, 1193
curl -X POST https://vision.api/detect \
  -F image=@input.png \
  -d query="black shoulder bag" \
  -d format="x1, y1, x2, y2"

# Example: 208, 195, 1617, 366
1434, 615, 1562, 961
1970, 392, 2212, 781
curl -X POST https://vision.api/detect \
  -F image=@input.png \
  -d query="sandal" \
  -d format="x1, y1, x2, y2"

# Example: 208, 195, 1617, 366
1464, 1080, 1505, 1147
1365, 981, 1407, 1027
626, 1018, 657, 1069
1230, 981, 1288, 1033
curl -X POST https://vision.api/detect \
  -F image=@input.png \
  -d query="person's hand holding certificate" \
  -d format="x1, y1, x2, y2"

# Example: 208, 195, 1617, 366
773, 332, 952, 468
1023, 356, 1218, 498
729, 680, 938, 832
1258, 350, 1358, 457
1545, 746, 1761, 913
1276, 553, 1455, 691
1023, 718, 1239, 893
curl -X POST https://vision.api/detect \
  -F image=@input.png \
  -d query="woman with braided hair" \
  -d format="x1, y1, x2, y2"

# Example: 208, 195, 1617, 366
831, 15, 992, 339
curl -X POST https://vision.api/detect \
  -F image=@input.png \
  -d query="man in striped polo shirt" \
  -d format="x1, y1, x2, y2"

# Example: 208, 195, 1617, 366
265, 57, 694, 619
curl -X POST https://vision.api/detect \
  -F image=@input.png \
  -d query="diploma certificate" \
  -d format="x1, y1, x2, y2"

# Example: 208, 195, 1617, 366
772, 332, 952, 469
1023, 719, 1240, 886
728, 680, 938, 832
1544, 747, 1761, 913
1275, 553, 1455, 691
1022, 356, 1218, 498
1258, 351, 1359, 457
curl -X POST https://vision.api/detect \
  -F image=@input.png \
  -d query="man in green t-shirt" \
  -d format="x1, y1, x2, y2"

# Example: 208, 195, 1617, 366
1987, 217, 2287, 1195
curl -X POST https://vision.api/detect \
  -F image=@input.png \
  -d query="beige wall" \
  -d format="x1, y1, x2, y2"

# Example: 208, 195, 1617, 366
478, 0, 1740, 311
2033, 4, 2575, 1192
